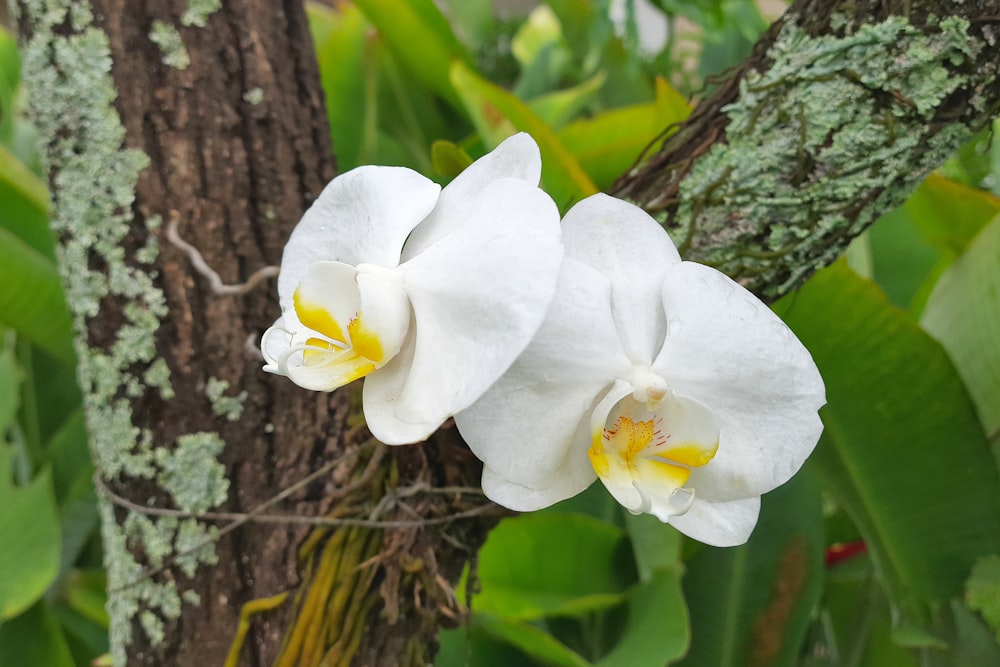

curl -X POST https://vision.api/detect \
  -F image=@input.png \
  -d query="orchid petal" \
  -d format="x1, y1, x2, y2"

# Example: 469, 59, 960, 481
454, 259, 632, 497
293, 261, 360, 344
666, 496, 761, 547
271, 261, 412, 393
277, 166, 440, 310
401, 133, 543, 260
367, 177, 562, 444
653, 262, 825, 501
561, 194, 681, 365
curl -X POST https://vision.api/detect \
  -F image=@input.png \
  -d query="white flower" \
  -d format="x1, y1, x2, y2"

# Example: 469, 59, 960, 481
455, 194, 825, 546
263, 134, 563, 445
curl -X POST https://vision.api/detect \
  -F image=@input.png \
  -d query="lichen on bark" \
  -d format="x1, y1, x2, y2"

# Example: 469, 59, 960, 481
616, 8, 1000, 300
13, 1, 229, 662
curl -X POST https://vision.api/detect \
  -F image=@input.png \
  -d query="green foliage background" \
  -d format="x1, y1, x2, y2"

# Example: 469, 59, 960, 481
2, 1, 999, 664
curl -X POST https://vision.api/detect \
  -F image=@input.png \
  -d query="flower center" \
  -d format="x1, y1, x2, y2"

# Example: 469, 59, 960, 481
271, 261, 411, 392
586, 388, 721, 517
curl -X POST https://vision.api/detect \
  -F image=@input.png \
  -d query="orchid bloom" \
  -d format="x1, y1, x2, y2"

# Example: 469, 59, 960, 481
455, 194, 825, 546
262, 134, 562, 445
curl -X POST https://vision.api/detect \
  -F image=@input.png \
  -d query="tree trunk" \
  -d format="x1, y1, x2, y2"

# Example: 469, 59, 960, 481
11, 0, 1000, 666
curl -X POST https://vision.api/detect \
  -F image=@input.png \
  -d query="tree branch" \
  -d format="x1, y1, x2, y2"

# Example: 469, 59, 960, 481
614, 0, 1000, 300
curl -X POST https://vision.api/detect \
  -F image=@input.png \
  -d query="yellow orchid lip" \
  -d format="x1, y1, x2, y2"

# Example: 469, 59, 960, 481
587, 388, 721, 518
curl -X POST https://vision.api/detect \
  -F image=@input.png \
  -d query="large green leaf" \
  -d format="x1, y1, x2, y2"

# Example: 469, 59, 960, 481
595, 570, 689, 667
781, 262, 1000, 631
0, 447, 61, 620
677, 471, 824, 667
0, 600, 75, 667
0, 226, 74, 365
450, 60, 597, 211
309, 3, 370, 171
0, 350, 19, 432
0, 26, 21, 145
0, 142, 54, 259
867, 206, 942, 310
474, 614, 593, 667
904, 174, 1000, 258
921, 215, 1000, 438
353, 0, 470, 109
558, 78, 690, 190
818, 555, 921, 667
469, 513, 635, 620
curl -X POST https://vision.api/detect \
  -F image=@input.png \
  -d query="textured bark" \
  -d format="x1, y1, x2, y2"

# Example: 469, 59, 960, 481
14, 1, 495, 664
13, 0, 1000, 666
614, 0, 1000, 300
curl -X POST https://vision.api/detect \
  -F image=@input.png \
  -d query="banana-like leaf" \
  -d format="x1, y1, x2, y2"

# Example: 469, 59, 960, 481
677, 471, 824, 667
781, 262, 1000, 636
450, 60, 597, 211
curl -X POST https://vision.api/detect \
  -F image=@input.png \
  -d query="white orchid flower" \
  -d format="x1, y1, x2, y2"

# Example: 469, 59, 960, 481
262, 133, 563, 445
455, 194, 825, 547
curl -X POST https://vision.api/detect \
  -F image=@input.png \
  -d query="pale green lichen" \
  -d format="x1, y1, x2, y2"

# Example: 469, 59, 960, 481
243, 86, 264, 106
156, 432, 229, 514
17, 1, 226, 662
674, 16, 976, 297
206, 376, 247, 421
149, 20, 190, 70
181, 0, 222, 28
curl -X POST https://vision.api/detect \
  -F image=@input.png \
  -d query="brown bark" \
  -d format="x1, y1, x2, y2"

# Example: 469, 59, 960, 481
14, 0, 1000, 665
15, 0, 498, 664
84, 2, 342, 664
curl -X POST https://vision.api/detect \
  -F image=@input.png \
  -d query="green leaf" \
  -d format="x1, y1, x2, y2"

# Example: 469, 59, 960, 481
818, 556, 921, 667
438, 0, 494, 50
0, 600, 75, 667
431, 139, 473, 178
0, 226, 75, 365
529, 71, 606, 131
309, 2, 370, 170
62, 569, 109, 629
450, 60, 597, 211
559, 78, 690, 190
905, 174, 1000, 258
867, 207, 942, 310
0, 26, 21, 146
0, 350, 20, 432
0, 142, 54, 259
921, 215, 1000, 437
475, 614, 592, 667
677, 471, 824, 667
781, 262, 1000, 629
471, 513, 635, 620
353, 0, 470, 109
595, 570, 689, 667
0, 447, 62, 620
436, 620, 555, 667
965, 555, 1000, 642
624, 512, 682, 584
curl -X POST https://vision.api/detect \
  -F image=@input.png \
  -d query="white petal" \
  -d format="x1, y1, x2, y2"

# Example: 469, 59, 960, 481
480, 454, 594, 512
561, 194, 682, 365
277, 166, 440, 310
653, 262, 825, 501
666, 496, 761, 547
293, 261, 361, 344
401, 133, 542, 259
361, 325, 418, 444
382, 178, 562, 439
454, 259, 632, 497
261, 316, 290, 371
352, 266, 411, 366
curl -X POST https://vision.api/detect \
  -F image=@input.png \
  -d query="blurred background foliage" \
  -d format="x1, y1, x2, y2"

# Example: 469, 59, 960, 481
1, 0, 999, 665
